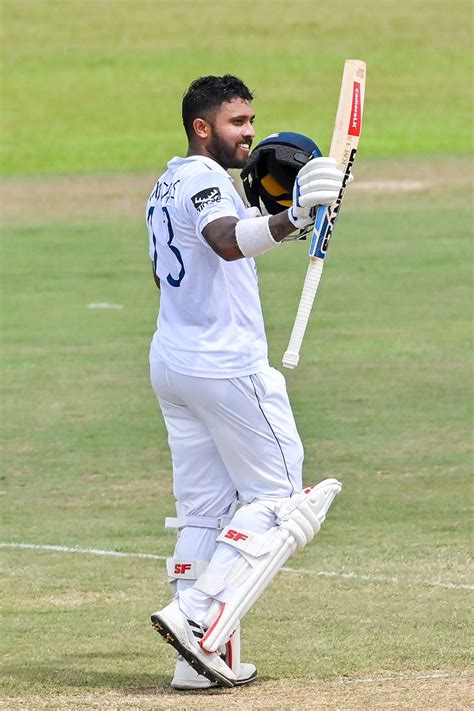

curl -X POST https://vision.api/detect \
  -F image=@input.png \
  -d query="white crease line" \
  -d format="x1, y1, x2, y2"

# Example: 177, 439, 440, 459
280, 566, 474, 591
1, 542, 472, 591
333, 671, 472, 685
0, 542, 166, 561
87, 302, 124, 310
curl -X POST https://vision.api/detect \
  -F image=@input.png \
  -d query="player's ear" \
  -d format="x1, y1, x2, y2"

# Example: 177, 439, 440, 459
193, 117, 210, 139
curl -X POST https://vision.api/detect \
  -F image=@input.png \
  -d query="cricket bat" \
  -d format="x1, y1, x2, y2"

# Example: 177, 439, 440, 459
282, 59, 366, 369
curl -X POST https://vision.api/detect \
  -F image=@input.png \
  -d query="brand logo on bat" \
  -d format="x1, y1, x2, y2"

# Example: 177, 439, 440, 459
310, 147, 358, 258
348, 82, 361, 136
191, 187, 222, 212
224, 529, 249, 542
174, 563, 192, 574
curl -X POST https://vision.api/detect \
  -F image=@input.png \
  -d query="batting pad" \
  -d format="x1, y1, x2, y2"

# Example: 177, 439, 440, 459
199, 478, 342, 652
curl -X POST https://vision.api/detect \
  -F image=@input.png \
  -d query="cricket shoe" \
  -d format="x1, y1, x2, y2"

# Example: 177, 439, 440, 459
171, 655, 257, 690
151, 599, 237, 688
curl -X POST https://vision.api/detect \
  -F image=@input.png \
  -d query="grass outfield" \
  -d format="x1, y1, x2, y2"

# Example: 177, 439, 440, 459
1, 159, 472, 708
1, 0, 473, 176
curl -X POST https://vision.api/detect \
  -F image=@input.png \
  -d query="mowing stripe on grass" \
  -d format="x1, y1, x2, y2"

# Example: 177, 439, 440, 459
1, 541, 472, 592
352, 180, 431, 192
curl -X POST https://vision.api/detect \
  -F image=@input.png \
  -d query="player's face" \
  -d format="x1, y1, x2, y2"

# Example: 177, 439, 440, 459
207, 99, 256, 169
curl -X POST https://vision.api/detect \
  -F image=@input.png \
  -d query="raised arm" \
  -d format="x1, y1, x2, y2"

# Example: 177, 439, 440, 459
202, 157, 344, 261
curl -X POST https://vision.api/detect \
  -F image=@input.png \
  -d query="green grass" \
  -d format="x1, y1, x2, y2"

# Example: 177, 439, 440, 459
1, 0, 473, 176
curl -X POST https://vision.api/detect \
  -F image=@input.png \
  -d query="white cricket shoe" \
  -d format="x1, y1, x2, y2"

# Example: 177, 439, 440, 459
171, 655, 257, 690
151, 600, 237, 688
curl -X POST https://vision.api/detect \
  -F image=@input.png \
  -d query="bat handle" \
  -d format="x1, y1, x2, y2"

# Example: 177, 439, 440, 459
282, 258, 324, 369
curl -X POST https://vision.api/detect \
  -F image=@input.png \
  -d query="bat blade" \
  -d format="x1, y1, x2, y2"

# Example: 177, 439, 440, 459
309, 59, 365, 260
282, 59, 366, 369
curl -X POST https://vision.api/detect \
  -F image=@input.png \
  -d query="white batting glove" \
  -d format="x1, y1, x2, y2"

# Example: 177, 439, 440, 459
289, 157, 345, 229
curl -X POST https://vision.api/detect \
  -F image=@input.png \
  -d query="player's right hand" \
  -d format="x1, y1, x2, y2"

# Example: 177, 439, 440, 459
288, 157, 344, 229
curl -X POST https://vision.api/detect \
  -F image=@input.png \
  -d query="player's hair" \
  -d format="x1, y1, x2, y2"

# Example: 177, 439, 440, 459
182, 75, 254, 139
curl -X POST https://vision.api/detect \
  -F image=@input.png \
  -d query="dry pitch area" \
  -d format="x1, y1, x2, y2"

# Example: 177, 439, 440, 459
1, 157, 471, 225
0, 675, 471, 710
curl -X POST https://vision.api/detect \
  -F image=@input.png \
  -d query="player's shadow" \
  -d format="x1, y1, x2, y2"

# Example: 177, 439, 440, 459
2, 652, 247, 696
2, 655, 254, 698
1, 657, 167, 692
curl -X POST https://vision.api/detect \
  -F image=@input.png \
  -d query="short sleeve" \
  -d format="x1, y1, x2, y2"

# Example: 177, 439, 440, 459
182, 168, 240, 242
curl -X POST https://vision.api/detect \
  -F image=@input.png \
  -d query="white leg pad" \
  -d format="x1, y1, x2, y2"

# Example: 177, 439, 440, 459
199, 478, 341, 652
166, 558, 210, 583
165, 499, 239, 595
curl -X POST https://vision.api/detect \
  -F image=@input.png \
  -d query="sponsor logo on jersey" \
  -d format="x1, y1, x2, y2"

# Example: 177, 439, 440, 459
191, 187, 222, 212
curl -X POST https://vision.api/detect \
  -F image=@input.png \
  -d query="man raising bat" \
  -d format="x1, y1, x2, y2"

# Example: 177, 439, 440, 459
145, 73, 347, 690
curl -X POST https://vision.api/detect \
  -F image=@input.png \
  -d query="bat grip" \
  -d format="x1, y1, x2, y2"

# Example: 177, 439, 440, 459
282, 259, 324, 369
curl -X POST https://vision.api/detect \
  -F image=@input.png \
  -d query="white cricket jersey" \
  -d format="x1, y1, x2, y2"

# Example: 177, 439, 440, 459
146, 155, 269, 378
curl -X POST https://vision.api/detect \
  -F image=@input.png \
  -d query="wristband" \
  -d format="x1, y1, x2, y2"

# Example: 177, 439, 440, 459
235, 215, 280, 258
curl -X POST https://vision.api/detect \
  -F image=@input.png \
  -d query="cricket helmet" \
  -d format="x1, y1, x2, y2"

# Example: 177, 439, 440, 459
240, 132, 321, 215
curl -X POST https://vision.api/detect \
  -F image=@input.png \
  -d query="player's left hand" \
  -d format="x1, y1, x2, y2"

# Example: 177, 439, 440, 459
289, 157, 345, 229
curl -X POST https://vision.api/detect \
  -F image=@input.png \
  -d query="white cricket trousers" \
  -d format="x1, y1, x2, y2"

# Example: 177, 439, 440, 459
150, 357, 304, 514
150, 356, 304, 622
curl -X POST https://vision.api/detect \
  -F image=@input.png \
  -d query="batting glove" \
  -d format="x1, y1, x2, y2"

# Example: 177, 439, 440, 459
289, 156, 345, 230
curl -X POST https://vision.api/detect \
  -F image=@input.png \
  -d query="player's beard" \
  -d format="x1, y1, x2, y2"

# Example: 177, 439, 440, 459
207, 129, 249, 170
